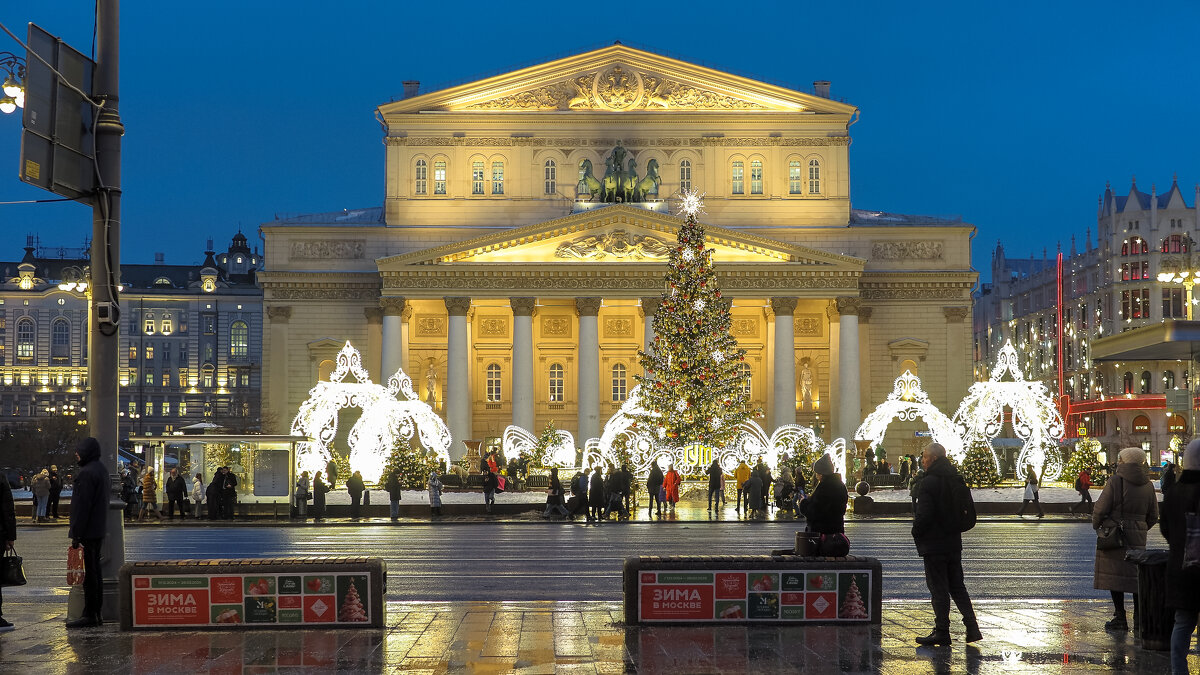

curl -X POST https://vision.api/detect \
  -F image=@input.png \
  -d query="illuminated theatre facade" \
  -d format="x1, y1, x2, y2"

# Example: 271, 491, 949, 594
259, 45, 976, 458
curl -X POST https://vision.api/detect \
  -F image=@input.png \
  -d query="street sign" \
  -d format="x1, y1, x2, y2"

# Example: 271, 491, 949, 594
1077, 426, 1087, 437
19, 24, 95, 204
1167, 390, 1193, 415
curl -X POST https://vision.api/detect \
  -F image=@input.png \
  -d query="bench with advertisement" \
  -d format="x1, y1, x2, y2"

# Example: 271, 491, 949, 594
119, 557, 385, 630
624, 555, 882, 625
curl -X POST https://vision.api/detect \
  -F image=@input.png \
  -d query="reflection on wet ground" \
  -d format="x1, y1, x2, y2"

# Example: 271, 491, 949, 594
0, 598, 1185, 673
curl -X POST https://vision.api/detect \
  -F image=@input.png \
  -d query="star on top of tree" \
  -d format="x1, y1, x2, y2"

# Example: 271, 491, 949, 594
676, 189, 706, 218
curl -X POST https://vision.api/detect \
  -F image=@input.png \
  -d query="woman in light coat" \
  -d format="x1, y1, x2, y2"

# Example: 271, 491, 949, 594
1017, 463, 1045, 518
191, 473, 205, 519
32, 469, 50, 522
428, 471, 443, 517
1093, 447, 1159, 631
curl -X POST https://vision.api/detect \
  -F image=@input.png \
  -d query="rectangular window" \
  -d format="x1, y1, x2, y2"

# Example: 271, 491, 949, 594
544, 161, 556, 195
240, 370, 249, 387
145, 346, 154, 361
162, 343, 171, 363
179, 368, 189, 387
731, 161, 744, 195
178, 401, 187, 417
1165, 288, 1185, 319
128, 345, 137, 360
548, 365, 564, 403
203, 315, 215, 335
491, 162, 504, 195
679, 160, 692, 192
434, 160, 447, 195
180, 346, 188, 363
161, 401, 171, 416
809, 160, 821, 194
144, 319, 155, 335
789, 161, 802, 194
145, 372, 154, 386
415, 160, 427, 195
161, 318, 173, 335
1122, 290, 1130, 319
203, 370, 214, 388
472, 161, 485, 195
750, 160, 763, 195
145, 401, 154, 417
162, 371, 171, 388
128, 401, 136, 416
1141, 261, 1149, 280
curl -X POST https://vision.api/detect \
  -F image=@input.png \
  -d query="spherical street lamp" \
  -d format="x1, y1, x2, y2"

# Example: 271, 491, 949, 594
0, 52, 25, 115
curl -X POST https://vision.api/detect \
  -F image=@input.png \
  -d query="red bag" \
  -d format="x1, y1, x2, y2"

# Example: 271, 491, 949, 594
67, 546, 85, 586
496, 475, 506, 493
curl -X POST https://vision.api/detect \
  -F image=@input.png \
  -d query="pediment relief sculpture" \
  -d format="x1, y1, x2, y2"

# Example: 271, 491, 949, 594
555, 229, 673, 261
464, 65, 769, 111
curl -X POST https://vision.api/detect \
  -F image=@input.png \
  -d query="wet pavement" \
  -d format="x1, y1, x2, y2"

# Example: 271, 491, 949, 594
0, 597, 1184, 673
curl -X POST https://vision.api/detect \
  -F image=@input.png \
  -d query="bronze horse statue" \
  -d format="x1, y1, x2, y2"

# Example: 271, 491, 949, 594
634, 159, 661, 201
577, 159, 603, 201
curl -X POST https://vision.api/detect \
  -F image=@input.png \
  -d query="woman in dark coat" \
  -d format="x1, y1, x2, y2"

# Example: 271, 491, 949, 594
347, 471, 365, 519
206, 471, 223, 520
312, 471, 328, 522
1093, 447, 1159, 631
647, 461, 664, 517
543, 467, 568, 518
1159, 439, 1200, 673
588, 467, 606, 522
800, 454, 848, 534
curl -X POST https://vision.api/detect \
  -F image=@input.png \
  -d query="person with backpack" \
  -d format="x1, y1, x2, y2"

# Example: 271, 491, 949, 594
1071, 467, 1093, 515
911, 442, 981, 646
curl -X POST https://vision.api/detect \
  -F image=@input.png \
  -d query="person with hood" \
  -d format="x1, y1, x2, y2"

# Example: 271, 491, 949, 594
0, 457, 15, 631
588, 466, 606, 522
663, 463, 682, 514
1161, 460, 1177, 496
384, 468, 403, 522
347, 470, 365, 519
67, 437, 108, 628
31, 469, 50, 523
48, 465, 62, 520
800, 455, 847, 532
911, 442, 981, 646
190, 472, 205, 519
543, 467, 569, 518
312, 471, 329, 522
774, 468, 797, 515
603, 466, 627, 520
119, 467, 137, 521
295, 471, 311, 521
706, 460, 723, 512
164, 468, 187, 520
221, 466, 238, 520
647, 461, 664, 517
428, 470, 443, 516
734, 460, 752, 513
1016, 463, 1045, 518
137, 468, 162, 523
1160, 439, 1200, 673
1093, 447, 1159, 631
206, 470, 223, 520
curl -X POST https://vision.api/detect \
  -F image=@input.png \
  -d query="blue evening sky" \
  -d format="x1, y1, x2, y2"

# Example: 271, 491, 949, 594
1, 1, 1197, 281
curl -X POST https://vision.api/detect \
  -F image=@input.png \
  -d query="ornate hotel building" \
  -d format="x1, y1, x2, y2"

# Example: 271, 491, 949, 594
259, 45, 977, 457
974, 178, 1200, 463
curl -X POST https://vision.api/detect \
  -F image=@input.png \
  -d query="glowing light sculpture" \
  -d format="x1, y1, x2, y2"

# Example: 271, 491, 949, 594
856, 370, 963, 461
502, 425, 577, 468
291, 342, 451, 483
952, 340, 1065, 480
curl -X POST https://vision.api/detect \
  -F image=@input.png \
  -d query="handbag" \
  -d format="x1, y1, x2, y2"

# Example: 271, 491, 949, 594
658, 486, 666, 502
67, 545, 85, 586
1, 547, 27, 587
816, 532, 851, 557
1096, 477, 1126, 551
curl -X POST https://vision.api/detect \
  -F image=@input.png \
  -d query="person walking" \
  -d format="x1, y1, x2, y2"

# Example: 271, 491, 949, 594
663, 463, 681, 514
137, 468, 162, 523
0, 462, 13, 631
190, 472, 205, 519
67, 437, 109, 628
706, 460, 723, 512
1093, 447, 1159, 632
47, 465, 62, 520
384, 468, 403, 522
482, 469, 499, 514
898, 456, 911, 486
1071, 467, 1094, 515
206, 471, 222, 520
647, 461, 664, 517
221, 467, 238, 520
31, 469, 50, 523
800, 454, 848, 534
1159, 439, 1200, 674
347, 470, 365, 520
312, 471, 329, 522
164, 468, 187, 521
911, 442, 981, 646
588, 466, 606, 522
120, 467, 137, 521
734, 460, 752, 513
1016, 463, 1045, 518
543, 467, 569, 518
295, 471, 311, 521
428, 471, 443, 517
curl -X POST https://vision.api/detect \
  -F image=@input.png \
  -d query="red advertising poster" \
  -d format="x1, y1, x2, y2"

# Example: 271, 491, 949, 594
210, 576, 243, 605
132, 577, 211, 626
806, 592, 838, 620
640, 584, 714, 621
304, 595, 338, 623
714, 573, 746, 600
638, 569, 871, 624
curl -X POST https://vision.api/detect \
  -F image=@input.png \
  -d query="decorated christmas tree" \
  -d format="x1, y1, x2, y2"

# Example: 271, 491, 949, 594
339, 580, 367, 622
382, 441, 438, 490
960, 438, 1001, 488
1063, 437, 1107, 488
632, 191, 759, 448
839, 576, 869, 619
530, 421, 564, 468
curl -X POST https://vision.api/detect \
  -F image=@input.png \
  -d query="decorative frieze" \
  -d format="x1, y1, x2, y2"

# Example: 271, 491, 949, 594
794, 314, 823, 337
384, 271, 859, 292
541, 316, 571, 337
414, 314, 447, 337
555, 230, 673, 261
390, 135, 844, 148
270, 288, 378, 300
603, 317, 634, 338
731, 318, 759, 338
289, 240, 366, 260
477, 315, 510, 338
871, 240, 944, 261
266, 306, 292, 322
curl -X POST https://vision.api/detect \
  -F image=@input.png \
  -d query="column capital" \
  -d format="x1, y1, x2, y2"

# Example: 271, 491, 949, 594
380, 296, 406, 316
575, 297, 602, 317
769, 297, 798, 315
834, 296, 862, 316
364, 307, 383, 324
640, 296, 662, 317
942, 306, 970, 323
510, 297, 537, 317
267, 306, 292, 322
858, 306, 873, 325
444, 296, 472, 316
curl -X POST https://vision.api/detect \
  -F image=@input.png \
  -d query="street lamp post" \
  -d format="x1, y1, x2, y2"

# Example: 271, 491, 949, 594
0, 52, 24, 114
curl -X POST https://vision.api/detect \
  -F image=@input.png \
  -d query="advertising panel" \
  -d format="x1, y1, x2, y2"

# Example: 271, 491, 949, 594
637, 569, 873, 623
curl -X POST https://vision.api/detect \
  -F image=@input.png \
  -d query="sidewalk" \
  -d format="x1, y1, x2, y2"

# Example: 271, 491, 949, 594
0, 597, 1181, 673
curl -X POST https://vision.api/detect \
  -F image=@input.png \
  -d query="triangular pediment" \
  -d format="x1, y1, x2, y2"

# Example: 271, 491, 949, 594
377, 205, 864, 269
379, 44, 855, 115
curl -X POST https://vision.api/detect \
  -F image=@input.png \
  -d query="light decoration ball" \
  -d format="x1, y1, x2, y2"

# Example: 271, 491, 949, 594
291, 341, 451, 483
951, 340, 1065, 480
676, 189, 707, 218
856, 370, 963, 461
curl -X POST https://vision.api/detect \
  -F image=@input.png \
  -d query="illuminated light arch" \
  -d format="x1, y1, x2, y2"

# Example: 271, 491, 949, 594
952, 341, 1065, 480
502, 425, 577, 468
290, 342, 451, 483
856, 370, 963, 461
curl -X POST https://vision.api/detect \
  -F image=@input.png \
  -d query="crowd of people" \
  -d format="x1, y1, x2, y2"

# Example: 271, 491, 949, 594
116, 463, 241, 522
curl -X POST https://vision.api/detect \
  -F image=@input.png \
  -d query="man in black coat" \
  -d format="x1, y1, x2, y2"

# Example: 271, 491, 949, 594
206, 471, 223, 520
911, 443, 980, 645
588, 467, 606, 522
48, 465, 63, 520
164, 468, 187, 520
0, 465, 15, 631
647, 461, 664, 517
221, 467, 238, 520
1159, 439, 1200, 673
67, 437, 109, 628
706, 460, 723, 512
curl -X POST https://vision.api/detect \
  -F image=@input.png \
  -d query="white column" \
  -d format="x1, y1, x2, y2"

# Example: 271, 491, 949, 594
836, 297, 861, 443
576, 297, 601, 443
364, 307, 383, 381
771, 297, 798, 431
445, 297, 472, 457
944, 306, 970, 410
511, 297, 536, 432
380, 297, 405, 379
400, 304, 411, 377
641, 296, 661, 361
266, 306, 291, 433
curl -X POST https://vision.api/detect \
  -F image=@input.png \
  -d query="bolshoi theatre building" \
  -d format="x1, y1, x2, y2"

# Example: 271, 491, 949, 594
258, 44, 977, 459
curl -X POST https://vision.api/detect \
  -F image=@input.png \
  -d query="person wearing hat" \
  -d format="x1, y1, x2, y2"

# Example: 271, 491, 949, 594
67, 437, 109, 628
1093, 447, 1159, 631
1160, 439, 1200, 673
800, 454, 848, 534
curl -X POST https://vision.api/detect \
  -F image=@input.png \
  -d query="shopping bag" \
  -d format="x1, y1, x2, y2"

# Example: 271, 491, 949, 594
1, 548, 27, 587
67, 545, 85, 586
496, 475, 506, 493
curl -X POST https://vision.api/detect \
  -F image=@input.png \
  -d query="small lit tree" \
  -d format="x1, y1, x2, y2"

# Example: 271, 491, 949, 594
382, 442, 438, 490
960, 439, 1001, 488
1063, 437, 1107, 488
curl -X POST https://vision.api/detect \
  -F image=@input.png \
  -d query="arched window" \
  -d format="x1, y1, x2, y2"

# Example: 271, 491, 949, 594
750, 159, 763, 195
486, 363, 502, 402
1140, 370, 1152, 394
1127, 236, 1147, 254
731, 160, 744, 195
679, 160, 692, 192
548, 363, 564, 402
1131, 414, 1151, 433
472, 160, 485, 195
789, 160, 802, 194
808, 159, 821, 194
51, 319, 70, 360
738, 362, 752, 397
611, 363, 627, 402
543, 160, 556, 195
414, 159, 427, 195
1163, 234, 1188, 253
16, 318, 34, 360
433, 160, 447, 194
1164, 370, 1176, 389
1169, 414, 1189, 434
202, 364, 215, 389
491, 161, 504, 194
230, 321, 249, 359
1122, 371, 1134, 394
